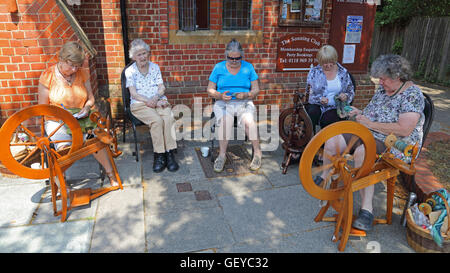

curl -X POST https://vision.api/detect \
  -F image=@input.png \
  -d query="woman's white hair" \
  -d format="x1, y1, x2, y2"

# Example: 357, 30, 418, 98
370, 54, 412, 81
129, 39, 150, 59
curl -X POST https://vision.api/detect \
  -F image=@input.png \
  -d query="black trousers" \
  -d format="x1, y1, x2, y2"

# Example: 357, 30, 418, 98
305, 103, 344, 132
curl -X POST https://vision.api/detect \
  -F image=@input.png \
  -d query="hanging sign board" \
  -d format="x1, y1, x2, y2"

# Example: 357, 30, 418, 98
276, 33, 322, 72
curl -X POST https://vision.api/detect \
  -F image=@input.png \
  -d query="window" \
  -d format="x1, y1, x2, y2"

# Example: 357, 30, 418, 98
223, 0, 252, 30
170, 0, 263, 44
179, 0, 210, 31
278, 0, 325, 27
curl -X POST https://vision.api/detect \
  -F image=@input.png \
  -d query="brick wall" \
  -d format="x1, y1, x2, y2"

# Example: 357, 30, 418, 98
0, 0, 375, 124
0, 0, 98, 125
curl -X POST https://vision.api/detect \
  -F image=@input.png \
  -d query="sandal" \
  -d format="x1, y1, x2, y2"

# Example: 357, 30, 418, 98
352, 209, 374, 231
106, 171, 119, 187
213, 155, 226, 173
249, 155, 262, 171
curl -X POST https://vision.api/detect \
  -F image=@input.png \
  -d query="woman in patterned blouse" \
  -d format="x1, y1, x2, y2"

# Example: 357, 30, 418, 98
320, 54, 425, 232
125, 39, 179, 173
305, 45, 355, 132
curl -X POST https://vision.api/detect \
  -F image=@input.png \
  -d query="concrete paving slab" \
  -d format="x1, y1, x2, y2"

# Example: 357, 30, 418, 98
207, 173, 273, 198
216, 224, 356, 253
90, 185, 146, 253
0, 220, 93, 253
219, 185, 327, 243
143, 176, 219, 215
0, 182, 46, 227
115, 159, 142, 186
145, 207, 235, 253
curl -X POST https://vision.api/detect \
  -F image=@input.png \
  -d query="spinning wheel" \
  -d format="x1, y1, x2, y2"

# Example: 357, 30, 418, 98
299, 121, 415, 251
279, 108, 313, 148
279, 92, 314, 174
0, 105, 123, 222
0, 105, 84, 180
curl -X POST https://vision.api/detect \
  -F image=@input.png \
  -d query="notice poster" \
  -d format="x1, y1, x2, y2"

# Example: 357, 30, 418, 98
276, 34, 322, 71
344, 15, 363, 43
342, 44, 356, 64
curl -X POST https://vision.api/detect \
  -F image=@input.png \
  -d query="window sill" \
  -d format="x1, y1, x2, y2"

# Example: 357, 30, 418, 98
169, 30, 263, 44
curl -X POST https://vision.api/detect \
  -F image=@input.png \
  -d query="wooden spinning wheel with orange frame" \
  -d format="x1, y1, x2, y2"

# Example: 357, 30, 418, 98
0, 104, 123, 222
299, 121, 418, 252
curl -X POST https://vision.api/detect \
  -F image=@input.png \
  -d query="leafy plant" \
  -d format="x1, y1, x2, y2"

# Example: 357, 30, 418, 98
375, 0, 450, 27
391, 39, 403, 55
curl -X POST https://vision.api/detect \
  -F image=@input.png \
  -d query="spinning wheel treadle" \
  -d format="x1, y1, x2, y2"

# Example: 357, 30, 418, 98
0, 104, 123, 222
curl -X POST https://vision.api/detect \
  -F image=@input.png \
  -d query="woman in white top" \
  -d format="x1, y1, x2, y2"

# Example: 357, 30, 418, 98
125, 39, 178, 173
305, 45, 355, 132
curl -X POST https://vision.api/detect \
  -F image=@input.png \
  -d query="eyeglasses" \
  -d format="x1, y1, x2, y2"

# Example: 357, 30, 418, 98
65, 60, 81, 70
227, 56, 242, 61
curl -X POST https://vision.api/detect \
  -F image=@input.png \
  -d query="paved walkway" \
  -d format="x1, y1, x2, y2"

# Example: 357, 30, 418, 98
0, 83, 448, 254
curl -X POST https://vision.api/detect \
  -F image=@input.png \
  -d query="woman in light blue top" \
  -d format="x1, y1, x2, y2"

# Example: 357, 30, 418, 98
207, 39, 262, 173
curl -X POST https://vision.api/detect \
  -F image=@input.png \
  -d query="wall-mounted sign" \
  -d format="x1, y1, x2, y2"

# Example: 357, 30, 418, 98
276, 33, 322, 72
344, 15, 363, 43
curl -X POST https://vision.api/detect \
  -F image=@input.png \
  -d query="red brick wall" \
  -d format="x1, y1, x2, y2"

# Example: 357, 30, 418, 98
0, 0, 375, 124
117, 0, 375, 115
0, 0, 98, 124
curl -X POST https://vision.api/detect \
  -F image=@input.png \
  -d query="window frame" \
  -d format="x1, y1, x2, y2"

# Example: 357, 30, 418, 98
169, 0, 263, 45
222, 0, 252, 31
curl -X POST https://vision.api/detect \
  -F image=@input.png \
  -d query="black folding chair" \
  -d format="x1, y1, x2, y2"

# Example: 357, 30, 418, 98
120, 61, 147, 162
401, 92, 435, 194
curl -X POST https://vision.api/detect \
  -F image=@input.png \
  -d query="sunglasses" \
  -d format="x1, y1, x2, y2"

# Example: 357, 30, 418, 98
227, 56, 242, 61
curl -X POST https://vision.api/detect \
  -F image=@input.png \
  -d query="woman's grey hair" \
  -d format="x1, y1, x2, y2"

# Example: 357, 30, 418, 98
58, 41, 85, 65
370, 54, 412, 82
225, 38, 244, 58
129, 39, 150, 59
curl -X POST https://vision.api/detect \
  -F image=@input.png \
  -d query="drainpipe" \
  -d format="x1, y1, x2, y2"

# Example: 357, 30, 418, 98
120, 0, 130, 65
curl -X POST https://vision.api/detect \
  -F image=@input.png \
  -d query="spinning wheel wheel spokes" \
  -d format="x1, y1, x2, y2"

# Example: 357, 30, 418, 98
0, 105, 83, 180
279, 108, 314, 148
299, 121, 377, 201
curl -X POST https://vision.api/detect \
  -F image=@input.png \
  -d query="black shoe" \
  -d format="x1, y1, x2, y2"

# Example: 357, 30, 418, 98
352, 209, 374, 231
153, 152, 167, 173
166, 149, 179, 172
314, 176, 324, 186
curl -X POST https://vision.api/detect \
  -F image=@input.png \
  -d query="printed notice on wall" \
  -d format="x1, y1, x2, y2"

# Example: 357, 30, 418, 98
342, 44, 356, 64
344, 15, 363, 43
276, 34, 322, 71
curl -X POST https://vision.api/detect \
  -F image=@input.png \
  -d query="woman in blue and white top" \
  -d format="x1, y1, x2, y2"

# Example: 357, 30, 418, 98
125, 39, 179, 173
207, 39, 262, 173
305, 45, 355, 131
